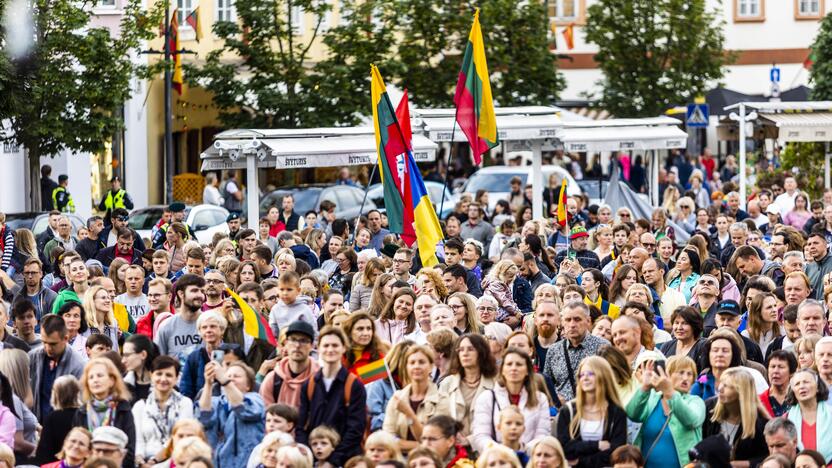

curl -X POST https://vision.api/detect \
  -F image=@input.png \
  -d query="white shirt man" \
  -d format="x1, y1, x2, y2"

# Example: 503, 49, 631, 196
115, 265, 150, 321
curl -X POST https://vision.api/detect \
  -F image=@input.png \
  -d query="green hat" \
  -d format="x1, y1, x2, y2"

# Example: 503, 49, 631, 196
570, 225, 589, 240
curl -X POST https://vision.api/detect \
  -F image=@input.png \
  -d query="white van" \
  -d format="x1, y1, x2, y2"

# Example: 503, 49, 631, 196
461, 165, 583, 213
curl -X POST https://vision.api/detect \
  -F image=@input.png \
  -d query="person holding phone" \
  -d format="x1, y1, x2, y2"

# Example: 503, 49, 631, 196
179, 311, 228, 400
625, 354, 706, 468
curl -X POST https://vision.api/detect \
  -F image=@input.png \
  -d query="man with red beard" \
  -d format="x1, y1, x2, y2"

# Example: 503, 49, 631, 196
532, 301, 560, 369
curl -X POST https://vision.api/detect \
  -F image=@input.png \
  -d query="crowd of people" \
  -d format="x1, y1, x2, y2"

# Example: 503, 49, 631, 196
2, 157, 832, 468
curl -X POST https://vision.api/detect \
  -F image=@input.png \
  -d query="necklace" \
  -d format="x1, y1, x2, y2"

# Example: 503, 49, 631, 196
463, 375, 481, 386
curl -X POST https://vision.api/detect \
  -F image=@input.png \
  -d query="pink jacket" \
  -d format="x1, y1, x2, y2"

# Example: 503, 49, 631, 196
481, 277, 519, 321
0, 404, 14, 449
375, 319, 413, 345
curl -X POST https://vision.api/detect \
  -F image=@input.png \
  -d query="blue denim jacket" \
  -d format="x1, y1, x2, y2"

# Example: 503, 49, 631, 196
199, 392, 265, 468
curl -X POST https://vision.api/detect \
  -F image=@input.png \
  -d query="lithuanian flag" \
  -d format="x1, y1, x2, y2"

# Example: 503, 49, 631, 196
356, 358, 389, 385
453, 9, 498, 165
556, 179, 568, 227
226, 288, 276, 346
371, 65, 407, 236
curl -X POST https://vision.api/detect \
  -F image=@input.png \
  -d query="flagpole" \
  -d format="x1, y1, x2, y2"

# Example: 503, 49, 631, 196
164, 0, 174, 204
438, 114, 459, 219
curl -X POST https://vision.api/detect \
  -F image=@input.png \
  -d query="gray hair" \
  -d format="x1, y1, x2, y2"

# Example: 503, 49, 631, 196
798, 299, 826, 319
783, 251, 805, 262
764, 417, 797, 440
196, 310, 228, 331
475, 295, 499, 309
730, 222, 748, 233
205, 172, 217, 184
563, 300, 591, 318
276, 231, 294, 245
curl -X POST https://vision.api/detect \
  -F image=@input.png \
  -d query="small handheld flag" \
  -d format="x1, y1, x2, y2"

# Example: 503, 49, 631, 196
556, 179, 568, 227
453, 9, 499, 165
355, 358, 389, 385
226, 288, 276, 346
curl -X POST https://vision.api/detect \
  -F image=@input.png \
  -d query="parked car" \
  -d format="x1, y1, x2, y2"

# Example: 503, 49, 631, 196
460, 165, 582, 213
4, 212, 86, 236
259, 184, 377, 222
367, 181, 457, 219
577, 179, 610, 206
128, 204, 230, 244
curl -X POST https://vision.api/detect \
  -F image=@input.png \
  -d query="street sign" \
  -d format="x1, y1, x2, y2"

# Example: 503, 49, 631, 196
686, 103, 709, 128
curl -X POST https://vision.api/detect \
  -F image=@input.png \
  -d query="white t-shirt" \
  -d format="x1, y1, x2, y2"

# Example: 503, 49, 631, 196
116, 293, 150, 321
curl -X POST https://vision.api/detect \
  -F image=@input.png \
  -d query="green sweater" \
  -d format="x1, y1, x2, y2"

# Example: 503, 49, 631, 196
625, 387, 706, 466
52, 289, 81, 314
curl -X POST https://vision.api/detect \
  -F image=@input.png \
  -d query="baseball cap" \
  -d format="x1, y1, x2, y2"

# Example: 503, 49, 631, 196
226, 212, 240, 223
570, 226, 589, 240
286, 321, 315, 341
634, 350, 666, 370
716, 299, 741, 316
765, 204, 779, 215
92, 426, 128, 449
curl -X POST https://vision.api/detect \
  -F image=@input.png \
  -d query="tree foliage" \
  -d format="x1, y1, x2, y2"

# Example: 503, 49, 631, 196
0, 0, 162, 208
780, 142, 826, 200
189, 0, 564, 129
809, 12, 832, 100
584, 0, 730, 117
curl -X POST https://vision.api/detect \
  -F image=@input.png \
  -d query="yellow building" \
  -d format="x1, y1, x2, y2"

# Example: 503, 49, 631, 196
143, 0, 342, 204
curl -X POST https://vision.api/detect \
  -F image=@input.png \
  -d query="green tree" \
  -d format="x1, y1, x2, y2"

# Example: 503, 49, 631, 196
0, 0, 161, 209
186, 0, 335, 128
584, 0, 730, 117
392, 0, 563, 108
809, 12, 832, 99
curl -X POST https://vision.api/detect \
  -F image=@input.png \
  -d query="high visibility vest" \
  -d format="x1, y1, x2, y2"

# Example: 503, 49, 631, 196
52, 186, 75, 213
104, 189, 127, 211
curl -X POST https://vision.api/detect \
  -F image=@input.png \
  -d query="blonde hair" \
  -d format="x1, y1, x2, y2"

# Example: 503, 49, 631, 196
666, 355, 697, 380
624, 283, 654, 305
532, 284, 561, 311
570, 356, 622, 438
490, 259, 518, 283
710, 368, 768, 439
475, 444, 522, 468
56, 427, 91, 460
402, 345, 435, 386
417, 268, 449, 300
50, 375, 82, 410
172, 437, 212, 465
158, 419, 207, 461
498, 405, 525, 426
276, 445, 313, 468
447, 292, 481, 334
82, 285, 117, 330
365, 430, 403, 462
309, 425, 341, 447
359, 258, 386, 287
210, 239, 235, 267
81, 358, 132, 403
276, 251, 296, 269
527, 437, 568, 468
0, 349, 31, 404
795, 334, 822, 360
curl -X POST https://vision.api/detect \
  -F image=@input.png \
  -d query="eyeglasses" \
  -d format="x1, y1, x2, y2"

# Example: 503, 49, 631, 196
619, 214, 631, 218
265, 294, 278, 302
698, 279, 717, 286
393, 259, 410, 264
287, 336, 312, 345
146, 293, 165, 299
92, 446, 122, 456
205, 279, 224, 284
477, 306, 497, 312
642, 243, 656, 248
22, 271, 41, 276
449, 304, 465, 310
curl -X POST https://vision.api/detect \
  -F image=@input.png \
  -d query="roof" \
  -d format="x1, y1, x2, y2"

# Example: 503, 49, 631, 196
758, 112, 832, 142
413, 106, 566, 142
724, 101, 832, 113
556, 117, 687, 153
200, 131, 438, 171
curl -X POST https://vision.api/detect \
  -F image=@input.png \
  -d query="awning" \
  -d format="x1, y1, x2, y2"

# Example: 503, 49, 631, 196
556, 117, 688, 153
759, 112, 832, 142
200, 131, 438, 171
414, 106, 570, 142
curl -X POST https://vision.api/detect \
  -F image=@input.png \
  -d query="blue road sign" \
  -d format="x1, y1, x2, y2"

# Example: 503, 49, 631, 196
686, 103, 709, 128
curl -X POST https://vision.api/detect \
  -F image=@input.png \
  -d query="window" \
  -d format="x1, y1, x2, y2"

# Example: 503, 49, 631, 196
216, 0, 235, 22
796, 0, 824, 19
548, 0, 585, 24
734, 0, 765, 21
97, 0, 116, 7
177, 0, 194, 27
290, 5, 304, 33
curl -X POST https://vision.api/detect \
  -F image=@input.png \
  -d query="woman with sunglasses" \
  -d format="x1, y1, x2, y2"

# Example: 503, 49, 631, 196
328, 247, 357, 294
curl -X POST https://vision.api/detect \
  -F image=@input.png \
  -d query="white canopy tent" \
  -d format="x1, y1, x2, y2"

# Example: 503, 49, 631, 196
413, 106, 567, 219
200, 128, 438, 229
723, 102, 832, 209
555, 117, 688, 206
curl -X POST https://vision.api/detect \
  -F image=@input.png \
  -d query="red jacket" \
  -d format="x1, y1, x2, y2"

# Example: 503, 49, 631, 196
135, 309, 173, 339
759, 389, 775, 418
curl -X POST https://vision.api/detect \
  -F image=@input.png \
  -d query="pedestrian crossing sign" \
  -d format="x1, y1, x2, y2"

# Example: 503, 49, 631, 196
686, 103, 709, 128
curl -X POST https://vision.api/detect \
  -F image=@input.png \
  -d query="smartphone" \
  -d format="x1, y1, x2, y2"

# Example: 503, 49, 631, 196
568, 249, 577, 260
654, 360, 666, 373
212, 350, 225, 364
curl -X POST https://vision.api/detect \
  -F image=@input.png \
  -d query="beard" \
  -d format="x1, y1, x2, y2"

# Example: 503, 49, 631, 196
537, 323, 556, 339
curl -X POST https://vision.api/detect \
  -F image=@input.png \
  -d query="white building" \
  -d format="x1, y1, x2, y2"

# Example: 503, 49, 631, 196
552, 0, 828, 100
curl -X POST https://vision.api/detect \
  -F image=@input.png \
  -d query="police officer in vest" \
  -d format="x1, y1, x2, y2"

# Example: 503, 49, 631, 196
52, 175, 75, 213
97, 176, 134, 226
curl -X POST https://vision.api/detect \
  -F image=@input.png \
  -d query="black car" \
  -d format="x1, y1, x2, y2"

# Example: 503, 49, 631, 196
259, 184, 377, 222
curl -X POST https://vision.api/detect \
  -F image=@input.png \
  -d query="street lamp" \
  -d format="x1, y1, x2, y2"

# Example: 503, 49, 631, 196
728, 104, 758, 210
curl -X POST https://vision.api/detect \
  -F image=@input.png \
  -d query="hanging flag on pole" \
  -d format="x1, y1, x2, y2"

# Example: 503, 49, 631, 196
371, 66, 444, 266
226, 288, 277, 346
394, 89, 417, 247
185, 7, 203, 42
453, 9, 499, 166
169, 9, 183, 94
561, 23, 575, 50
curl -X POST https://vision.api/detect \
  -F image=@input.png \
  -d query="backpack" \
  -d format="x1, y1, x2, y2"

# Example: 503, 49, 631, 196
306, 372, 357, 406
